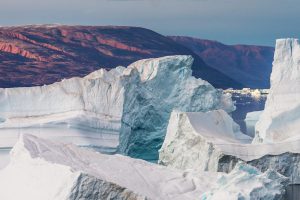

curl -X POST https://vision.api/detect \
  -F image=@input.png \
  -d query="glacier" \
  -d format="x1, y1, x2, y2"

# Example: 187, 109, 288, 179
0, 134, 288, 200
255, 38, 300, 143
0, 55, 234, 161
159, 110, 300, 183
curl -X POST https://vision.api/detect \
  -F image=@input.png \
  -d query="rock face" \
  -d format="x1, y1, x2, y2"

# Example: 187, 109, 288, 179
169, 36, 274, 88
0, 25, 242, 89
0, 134, 288, 200
0, 55, 233, 160
255, 38, 300, 143
159, 110, 300, 183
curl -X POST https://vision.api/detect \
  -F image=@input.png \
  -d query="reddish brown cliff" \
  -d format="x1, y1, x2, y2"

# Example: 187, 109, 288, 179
0, 25, 242, 89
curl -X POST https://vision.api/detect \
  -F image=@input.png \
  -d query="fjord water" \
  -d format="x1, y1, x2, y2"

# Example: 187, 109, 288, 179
231, 93, 267, 136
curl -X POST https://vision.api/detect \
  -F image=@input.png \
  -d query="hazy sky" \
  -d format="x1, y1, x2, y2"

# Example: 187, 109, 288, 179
0, 0, 299, 46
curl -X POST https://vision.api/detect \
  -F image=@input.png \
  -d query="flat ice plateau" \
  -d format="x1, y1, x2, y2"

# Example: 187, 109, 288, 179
0, 134, 288, 200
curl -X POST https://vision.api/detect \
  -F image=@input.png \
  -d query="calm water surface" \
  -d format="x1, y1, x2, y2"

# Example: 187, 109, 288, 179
231, 93, 267, 135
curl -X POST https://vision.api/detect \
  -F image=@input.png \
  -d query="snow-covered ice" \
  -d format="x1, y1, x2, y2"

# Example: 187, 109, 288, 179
1, 39, 299, 198
159, 110, 300, 182
0, 134, 288, 200
0, 134, 219, 200
0, 66, 125, 153
0, 148, 10, 169
245, 111, 262, 137
0, 55, 234, 161
255, 38, 300, 143
119, 55, 234, 160
159, 40, 300, 184
202, 163, 288, 200
159, 110, 252, 172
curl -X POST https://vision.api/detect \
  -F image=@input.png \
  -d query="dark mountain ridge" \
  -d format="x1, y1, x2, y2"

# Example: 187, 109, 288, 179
169, 36, 274, 88
0, 25, 242, 89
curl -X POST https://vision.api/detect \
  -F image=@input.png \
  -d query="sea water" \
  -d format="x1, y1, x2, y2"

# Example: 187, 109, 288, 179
231, 93, 267, 136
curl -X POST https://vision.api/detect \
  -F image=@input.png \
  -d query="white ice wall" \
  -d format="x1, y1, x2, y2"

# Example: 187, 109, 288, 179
255, 38, 300, 143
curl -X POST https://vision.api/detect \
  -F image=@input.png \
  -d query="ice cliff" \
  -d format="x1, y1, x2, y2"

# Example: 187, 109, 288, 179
0, 134, 288, 200
159, 110, 300, 183
245, 111, 262, 137
119, 56, 234, 160
159, 39, 300, 185
159, 110, 252, 171
0, 66, 125, 152
255, 38, 300, 143
0, 55, 234, 160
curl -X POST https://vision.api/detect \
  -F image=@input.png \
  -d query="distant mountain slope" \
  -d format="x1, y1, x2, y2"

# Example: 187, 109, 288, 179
0, 25, 242, 89
169, 36, 274, 88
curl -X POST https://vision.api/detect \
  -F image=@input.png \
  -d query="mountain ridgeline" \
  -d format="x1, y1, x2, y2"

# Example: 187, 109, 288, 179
0, 25, 273, 89
169, 36, 274, 88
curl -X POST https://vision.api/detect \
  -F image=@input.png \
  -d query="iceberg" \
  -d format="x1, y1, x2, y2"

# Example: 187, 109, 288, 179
0, 134, 288, 200
0, 66, 125, 153
0, 148, 10, 169
159, 41, 300, 183
0, 134, 219, 200
202, 163, 288, 200
245, 111, 262, 137
255, 38, 300, 143
159, 110, 252, 172
0, 55, 234, 161
159, 110, 300, 183
119, 56, 234, 160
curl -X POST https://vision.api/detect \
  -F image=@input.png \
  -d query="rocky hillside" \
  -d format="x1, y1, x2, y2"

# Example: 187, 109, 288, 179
169, 36, 274, 88
0, 25, 242, 89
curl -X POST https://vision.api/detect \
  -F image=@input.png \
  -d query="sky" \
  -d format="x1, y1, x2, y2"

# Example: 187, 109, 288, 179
0, 0, 299, 46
